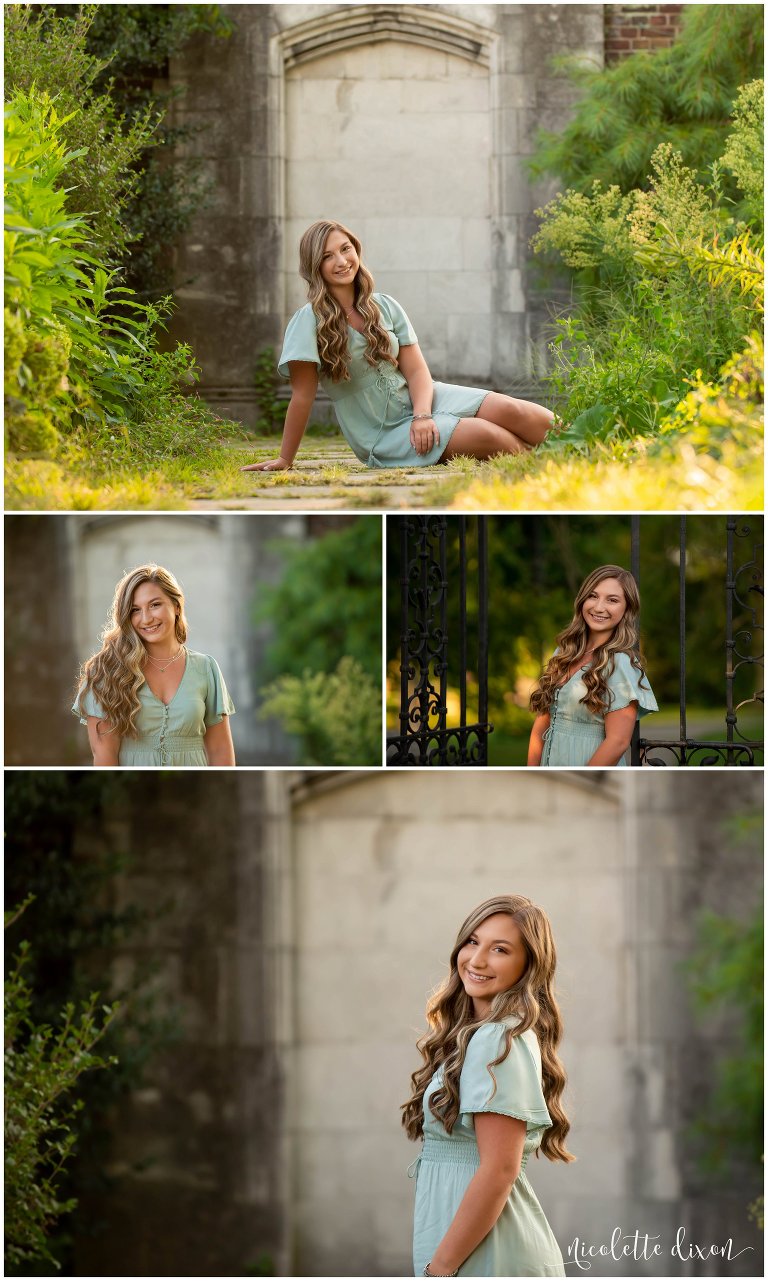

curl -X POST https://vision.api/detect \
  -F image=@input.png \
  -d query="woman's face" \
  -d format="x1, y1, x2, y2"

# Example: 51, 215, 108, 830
457, 913, 528, 1015
581, 576, 627, 640
129, 580, 178, 648
319, 228, 360, 289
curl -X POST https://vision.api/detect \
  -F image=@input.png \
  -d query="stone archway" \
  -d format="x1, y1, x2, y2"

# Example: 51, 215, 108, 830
271, 5, 499, 384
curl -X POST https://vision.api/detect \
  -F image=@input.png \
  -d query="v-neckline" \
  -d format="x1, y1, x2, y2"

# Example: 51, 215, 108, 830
557, 663, 590, 690
143, 651, 188, 707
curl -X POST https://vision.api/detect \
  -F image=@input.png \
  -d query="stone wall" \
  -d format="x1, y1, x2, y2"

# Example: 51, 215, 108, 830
168, 3, 605, 425
64, 769, 762, 1277
287, 770, 763, 1277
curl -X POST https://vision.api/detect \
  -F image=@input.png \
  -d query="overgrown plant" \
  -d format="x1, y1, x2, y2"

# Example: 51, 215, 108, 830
260, 656, 381, 766
4, 3, 234, 295
4, 899, 118, 1274
531, 82, 763, 452
5, 90, 239, 463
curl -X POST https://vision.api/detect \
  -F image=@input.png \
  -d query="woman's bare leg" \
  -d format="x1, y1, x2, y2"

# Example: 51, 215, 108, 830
476, 391, 553, 447
440, 417, 529, 462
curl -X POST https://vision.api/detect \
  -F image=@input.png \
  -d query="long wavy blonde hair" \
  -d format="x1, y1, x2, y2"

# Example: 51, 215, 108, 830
530, 565, 649, 717
74, 564, 188, 738
298, 219, 398, 382
402, 895, 574, 1164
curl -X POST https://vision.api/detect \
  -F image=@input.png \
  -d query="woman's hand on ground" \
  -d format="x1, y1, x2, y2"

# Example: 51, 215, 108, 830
240, 456, 293, 472
410, 416, 440, 456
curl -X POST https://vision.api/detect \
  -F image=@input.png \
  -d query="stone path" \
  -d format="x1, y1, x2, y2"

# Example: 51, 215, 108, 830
190, 436, 452, 510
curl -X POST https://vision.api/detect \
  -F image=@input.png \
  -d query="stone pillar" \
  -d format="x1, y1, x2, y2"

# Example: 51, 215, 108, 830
73, 773, 287, 1279
168, 5, 280, 425
4, 515, 79, 765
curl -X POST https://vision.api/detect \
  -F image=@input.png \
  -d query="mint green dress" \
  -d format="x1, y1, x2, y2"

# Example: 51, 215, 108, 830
541, 650, 657, 767
411, 1020, 565, 1277
277, 293, 489, 467
72, 649, 234, 766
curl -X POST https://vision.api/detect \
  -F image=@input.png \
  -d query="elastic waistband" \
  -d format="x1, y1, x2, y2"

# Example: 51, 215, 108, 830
136, 735, 202, 749
546, 719, 603, 736
329, 367, 407, 401
420, 1139, 480, 1167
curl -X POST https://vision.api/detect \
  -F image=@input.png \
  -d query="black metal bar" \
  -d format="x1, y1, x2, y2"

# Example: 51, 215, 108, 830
478, 518, 489, 740
387, 516, 492, 766
679, 515, 687, 764
459, 517, 467, 731
725, 517, 736, 766
398, 518, 410, 745
436, 522, 448, 764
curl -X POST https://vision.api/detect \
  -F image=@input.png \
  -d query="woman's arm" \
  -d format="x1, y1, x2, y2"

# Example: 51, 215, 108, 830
527, 713, 550, 766
397, 343, 438, 457
86, 716, 121, 767
242, 362, 318, 472
426, 1112, 526, 1276
204, 716, 236, 766
587, 701, 638, 766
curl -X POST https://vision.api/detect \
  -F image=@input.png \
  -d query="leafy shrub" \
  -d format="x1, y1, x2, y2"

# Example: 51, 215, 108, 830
253, 347, 288, 435
532, 88, 763, 450
260, 656, 381, 766
5, 90, 240, 465
256, 519, 382, 682
4, 900, 118, 1273
4, 4, 157, 265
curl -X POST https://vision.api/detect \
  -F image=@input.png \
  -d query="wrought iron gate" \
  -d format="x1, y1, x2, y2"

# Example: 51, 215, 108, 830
386, 516, 492, 765
388, 515, 763, 768
633, 516, 764, 766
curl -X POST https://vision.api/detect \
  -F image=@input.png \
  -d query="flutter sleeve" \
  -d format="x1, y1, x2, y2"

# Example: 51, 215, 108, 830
376, 293, 418, 346
277, 305, 321, 378
607, 651, 658, 718
71, 683, 106, 726
204, 656, 235, 727
459, 1022, 552, 1135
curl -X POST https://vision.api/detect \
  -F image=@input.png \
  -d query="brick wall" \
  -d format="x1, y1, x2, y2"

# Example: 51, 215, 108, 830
605, 3, 684, 62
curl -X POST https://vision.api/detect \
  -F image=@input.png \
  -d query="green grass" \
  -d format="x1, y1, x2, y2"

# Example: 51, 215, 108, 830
432, 424, 763, 513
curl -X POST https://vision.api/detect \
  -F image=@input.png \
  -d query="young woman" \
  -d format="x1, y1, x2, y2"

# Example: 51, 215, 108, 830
528, 565, 657, 768
241, 220, 553, 473
72, 564, 236, 767
403, 895, 572, 1278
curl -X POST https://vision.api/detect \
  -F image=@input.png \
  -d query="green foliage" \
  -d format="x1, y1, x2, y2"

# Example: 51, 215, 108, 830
4, 4, 234, 295
253, 347, 288, 435
531, 6, 764, 195
83, 3, 235, 299
4, 775, 182, 1274
685, 832, 763, 1170
532, 109, 763, 452
256, 519, 382, 682
260, 656, 381, 766
4, 89, 241, 467
4, 4, 157, 265
4, 899, 118, 1274
721, 79, 764, 227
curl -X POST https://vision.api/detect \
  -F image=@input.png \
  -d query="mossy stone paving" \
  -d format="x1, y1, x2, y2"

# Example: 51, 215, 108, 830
191, 435, 443, 510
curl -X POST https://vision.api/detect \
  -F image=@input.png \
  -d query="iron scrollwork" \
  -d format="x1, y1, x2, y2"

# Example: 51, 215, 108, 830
387, 517, 492, 766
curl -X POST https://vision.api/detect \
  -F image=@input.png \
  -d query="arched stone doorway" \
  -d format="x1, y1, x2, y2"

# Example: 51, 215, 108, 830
273, 5, 496, 384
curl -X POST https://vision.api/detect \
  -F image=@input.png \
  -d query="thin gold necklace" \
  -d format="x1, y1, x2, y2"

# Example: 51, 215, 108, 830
145, 645, 184, 673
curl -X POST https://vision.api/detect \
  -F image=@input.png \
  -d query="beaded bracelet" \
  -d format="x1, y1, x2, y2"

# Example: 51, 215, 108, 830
412, 413, 434, 421
423, 1265, 458, 1276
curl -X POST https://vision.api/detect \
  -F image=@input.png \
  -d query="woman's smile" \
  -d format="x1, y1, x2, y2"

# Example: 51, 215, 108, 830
457, 913, 528, 1015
